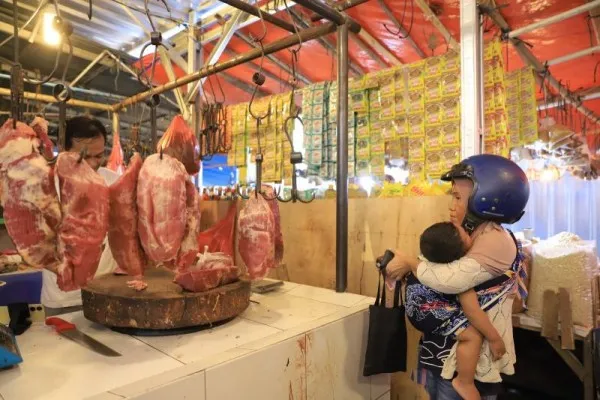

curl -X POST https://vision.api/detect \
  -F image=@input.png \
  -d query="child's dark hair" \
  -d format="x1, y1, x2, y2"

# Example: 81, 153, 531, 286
420, 222, 467, 263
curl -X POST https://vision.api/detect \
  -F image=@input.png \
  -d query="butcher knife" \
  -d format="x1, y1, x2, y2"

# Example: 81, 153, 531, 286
45, 317, 121, 357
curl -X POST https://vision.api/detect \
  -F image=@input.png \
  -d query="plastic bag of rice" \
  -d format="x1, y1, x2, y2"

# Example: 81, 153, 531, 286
527, 232, 599, 327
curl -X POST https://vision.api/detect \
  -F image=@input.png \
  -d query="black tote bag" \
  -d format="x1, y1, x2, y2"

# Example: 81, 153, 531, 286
362, 271, 408, 376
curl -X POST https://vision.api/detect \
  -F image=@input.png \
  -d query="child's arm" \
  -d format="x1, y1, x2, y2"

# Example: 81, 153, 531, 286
458, 289, 506, 360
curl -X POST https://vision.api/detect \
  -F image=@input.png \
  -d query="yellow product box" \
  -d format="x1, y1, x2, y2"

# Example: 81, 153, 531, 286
426, 56, 444, 76
425, 125, 443, 150
369, 89, 382, 110
443, 50, 460, 72
356, 114, 370, 138
425, 79, 442, 102
441, 97, 460, 121
484, 87, 496, 113
494, 83, 506, 110
484, 112, 496, 139
425, 102, 443, 126
386, 138, 409, 160
408, 113, 426, 137
407, 61, 425, 88
356, 159, 370, 176
356, 137, 370, 156
505, 71, 519, 91
484, 41, 495, 61
520, 109, 537, 129
379, 70, 396, 97
364, 72, 380, 89
441, 121, 460, 146
507, 116, 520, 133
394, 66, 406, 85
408, 160, 426, 182
394, 91, 406, 115
493, 64, 504, 85
407, 90, 425, 113
521, 122, 538, 145
349, 76, 365, 91
350, 91, 368, 112
380, 182, 406, 198
379, 96, 395, 121
381, 120, 397, 140
509, 130, 521, 148
484, 61, 495, 87
426, 151, 443, 178
408, 136, 425, 159
441, 147, 460, 171
484, 138, 499, 155
441, 71, 461, 97
494, 110, 507, 137
394, 115, 409, 137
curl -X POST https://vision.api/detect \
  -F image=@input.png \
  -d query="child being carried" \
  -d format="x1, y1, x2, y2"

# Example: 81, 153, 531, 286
412, 222, 509, 400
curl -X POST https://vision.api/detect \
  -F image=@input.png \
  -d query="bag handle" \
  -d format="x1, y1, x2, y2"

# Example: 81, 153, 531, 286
374, 269, 403, 308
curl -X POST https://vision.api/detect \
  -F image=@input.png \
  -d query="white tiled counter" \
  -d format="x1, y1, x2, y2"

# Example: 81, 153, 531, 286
0, 281, 390, 400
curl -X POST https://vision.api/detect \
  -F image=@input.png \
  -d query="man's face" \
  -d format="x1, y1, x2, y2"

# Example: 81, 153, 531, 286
450, 178, 474, 225
69, 135, 105, 171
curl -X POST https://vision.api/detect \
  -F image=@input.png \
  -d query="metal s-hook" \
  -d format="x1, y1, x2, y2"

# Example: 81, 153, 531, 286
77, 147, 88, 164
277, 115, 314, 204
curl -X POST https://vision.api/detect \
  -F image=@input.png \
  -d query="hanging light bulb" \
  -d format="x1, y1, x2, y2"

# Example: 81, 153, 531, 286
43, 13, 61, 46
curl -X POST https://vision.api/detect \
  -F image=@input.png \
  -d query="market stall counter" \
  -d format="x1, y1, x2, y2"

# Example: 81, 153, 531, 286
0, 280, 390, 400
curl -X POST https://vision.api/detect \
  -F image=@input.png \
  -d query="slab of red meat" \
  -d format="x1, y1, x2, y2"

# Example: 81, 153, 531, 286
0, 119, 40, 170
237, 193, 276, 280
106, 127, 124, 175
156, 115, 200, 175
176, 180, 201, 271
29, 117, 54, 160
263, 186, 283, 264
108, 153, 147, 291
55, 152, 109, 291
197, 202, 237, 257
1, 152, 61, 271
174, 251, 240, 292
137, 153, 187, 264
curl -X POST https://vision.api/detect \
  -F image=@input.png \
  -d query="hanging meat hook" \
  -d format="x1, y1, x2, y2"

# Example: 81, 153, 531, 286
277, 92, 315, 204
77, 147, 88, 163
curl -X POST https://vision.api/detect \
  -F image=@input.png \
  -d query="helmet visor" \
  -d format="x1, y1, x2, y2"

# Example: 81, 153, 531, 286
441, 162, 475, 182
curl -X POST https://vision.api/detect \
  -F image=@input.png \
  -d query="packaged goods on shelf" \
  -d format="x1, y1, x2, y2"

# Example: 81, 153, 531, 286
527, 233, 599, 328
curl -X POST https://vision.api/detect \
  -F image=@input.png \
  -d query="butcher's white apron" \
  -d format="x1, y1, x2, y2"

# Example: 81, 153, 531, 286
42, 167, 119, 309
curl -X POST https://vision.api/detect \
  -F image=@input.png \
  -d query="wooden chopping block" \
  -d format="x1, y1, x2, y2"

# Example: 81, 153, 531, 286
81, 267, 251, 330
558, 288, 575, 350
541, 290, 559, 340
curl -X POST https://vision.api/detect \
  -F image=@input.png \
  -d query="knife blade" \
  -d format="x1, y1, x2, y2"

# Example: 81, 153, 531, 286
45, 317, 121, 357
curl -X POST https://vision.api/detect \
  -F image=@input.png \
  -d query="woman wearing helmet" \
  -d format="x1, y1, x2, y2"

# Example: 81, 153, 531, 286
386, 154, 529, 400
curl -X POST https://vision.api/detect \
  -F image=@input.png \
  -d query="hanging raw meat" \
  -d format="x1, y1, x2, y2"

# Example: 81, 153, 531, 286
197, 202, 237, 257
30, 117, 54, 160
55, 152, 110, 291
0, 120, 61, 271
175, 180, 201, 271
174, 248, 240, 292
0, 119, 41, 170
107, 127, 124, 174
237, 190, 278, 280
137, 153, 187, 264
108, 153, 147, 291
156, 115, 200, 175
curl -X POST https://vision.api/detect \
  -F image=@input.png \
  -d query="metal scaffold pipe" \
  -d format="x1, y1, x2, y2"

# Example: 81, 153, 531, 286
335, 22, 349, 293
113, 22, 338, 111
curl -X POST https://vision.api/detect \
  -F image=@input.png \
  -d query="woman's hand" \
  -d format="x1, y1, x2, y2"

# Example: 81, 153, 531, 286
384, 250, 419, 280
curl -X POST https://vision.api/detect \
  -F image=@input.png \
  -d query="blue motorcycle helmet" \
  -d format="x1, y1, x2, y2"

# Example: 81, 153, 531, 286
441, 154, 530, 231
